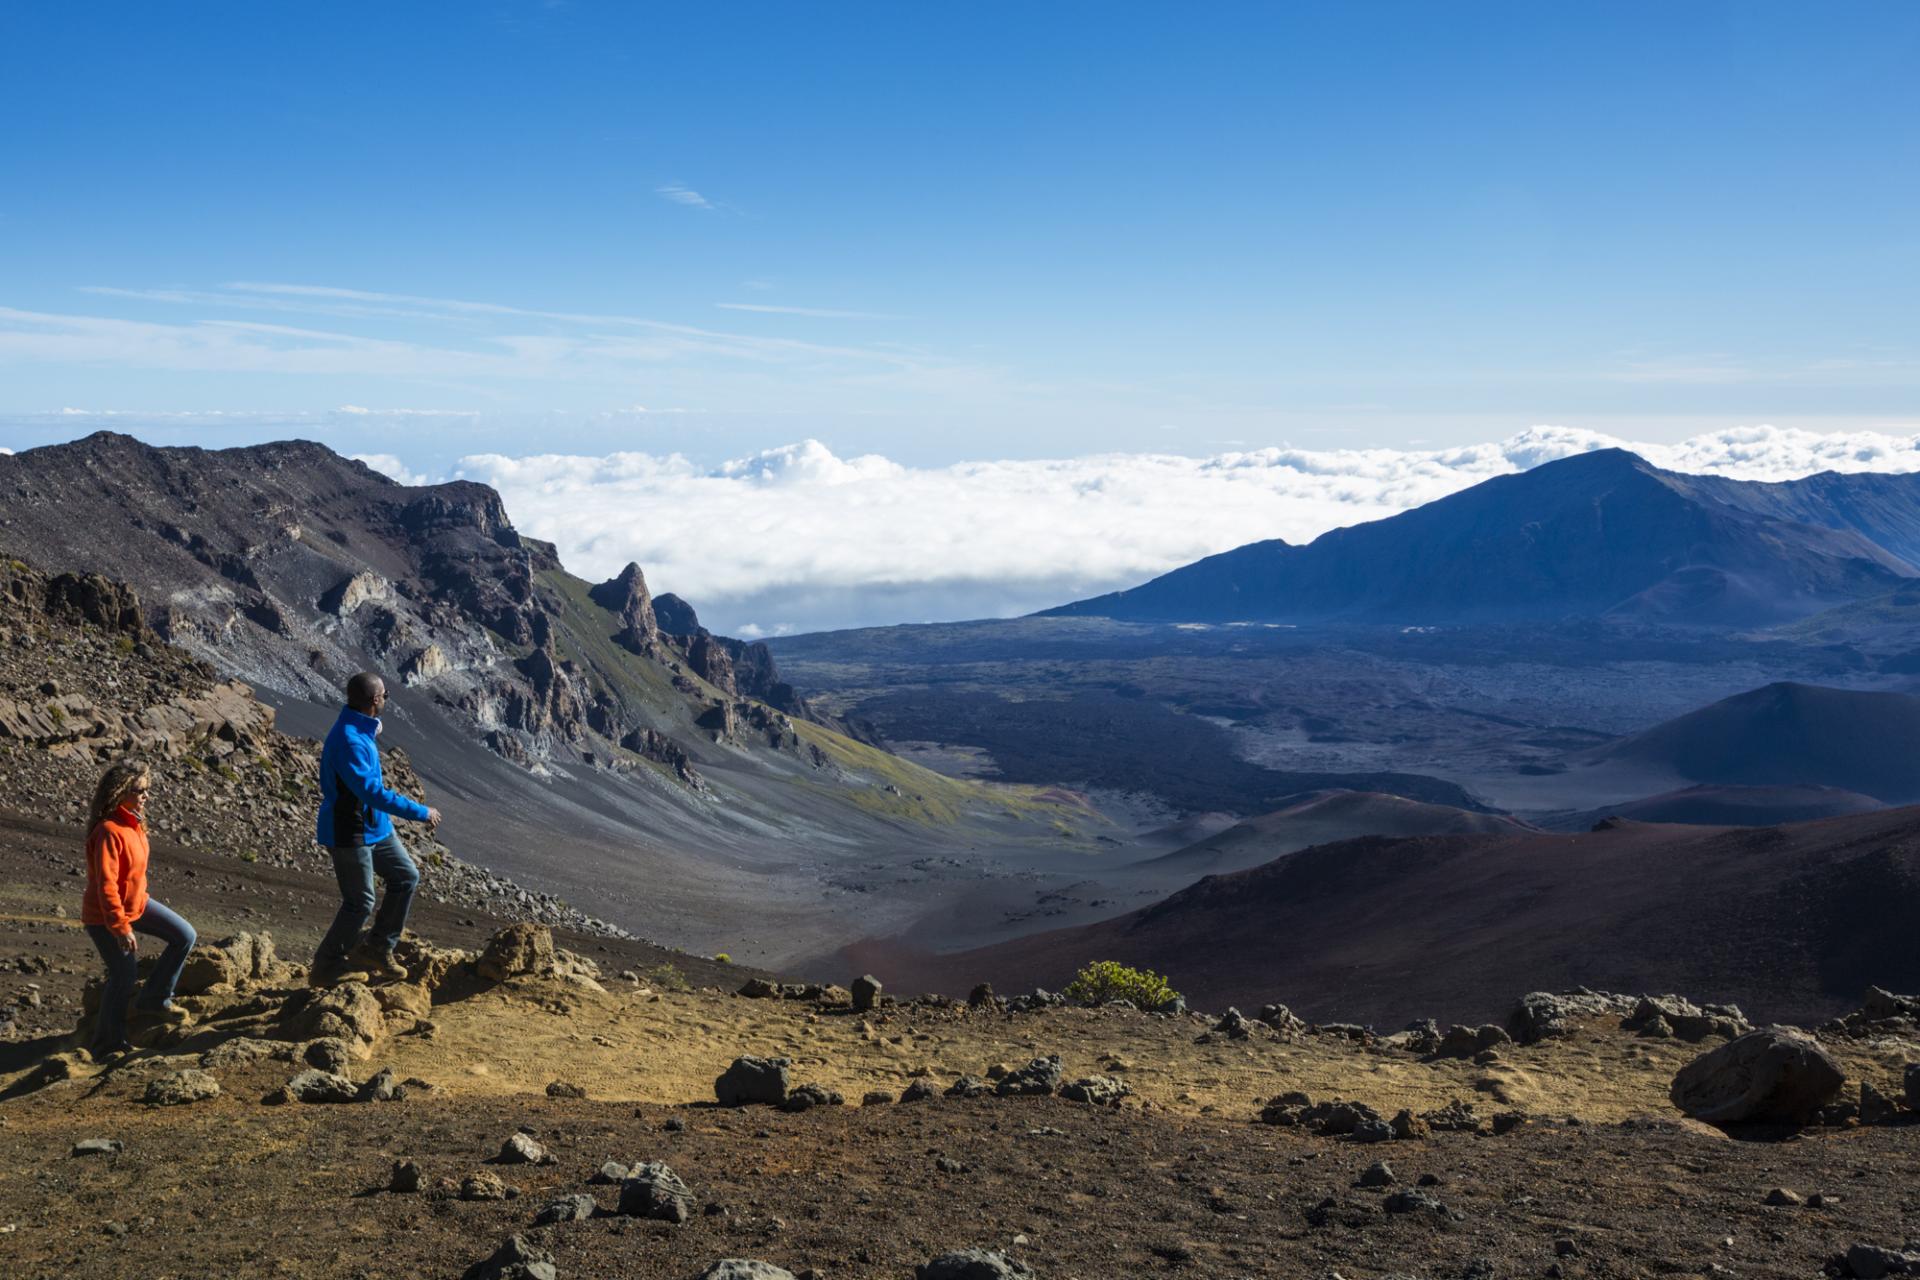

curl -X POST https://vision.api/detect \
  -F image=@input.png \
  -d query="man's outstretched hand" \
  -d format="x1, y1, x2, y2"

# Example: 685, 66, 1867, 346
425, 807, 443, 830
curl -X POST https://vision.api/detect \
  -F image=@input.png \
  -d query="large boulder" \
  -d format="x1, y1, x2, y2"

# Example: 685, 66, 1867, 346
1670, 1026, 1846, 1126
476, 924, 556, 983
715, 1055, 791, 1107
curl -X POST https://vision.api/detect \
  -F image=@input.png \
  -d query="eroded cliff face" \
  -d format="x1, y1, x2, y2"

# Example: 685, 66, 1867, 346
0, 433, 828, 782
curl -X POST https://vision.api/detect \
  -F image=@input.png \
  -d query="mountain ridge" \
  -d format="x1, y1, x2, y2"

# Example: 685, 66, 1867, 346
1041, 449, 1920, 627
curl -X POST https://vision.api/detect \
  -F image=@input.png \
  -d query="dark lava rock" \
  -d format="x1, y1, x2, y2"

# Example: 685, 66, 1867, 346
967, 982, 995, 1009
915, 1249, 1035, 1279
1384, 1188, 1453, 1216
71, 1138, 124, 1157
1670, 1026, 1846, 1125
619, 1161, 695, 1223
995, 1055, 1064, 1097
389, 1160, 422, 1194
946, 1076, 992, 1099
545, 1080, 587, 1099
589, 1161, 629, 1184
780, 1083, 845, 1113
1357, 1160, 1396, 1187
533, 1193, 597, 1226
1860, 1081, 1900, 1125
358, 1068, 401, 1103
901, 1079, 939, 1103
461, 1234, 556, 1280
1843, 1243, 1920, 1279
714, 1056, 791, 1107
862, 1089, 896, 1106
852, 974, 883, 1012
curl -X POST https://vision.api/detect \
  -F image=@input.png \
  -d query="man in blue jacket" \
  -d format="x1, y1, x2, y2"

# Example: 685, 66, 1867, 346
312, 671, 441, 985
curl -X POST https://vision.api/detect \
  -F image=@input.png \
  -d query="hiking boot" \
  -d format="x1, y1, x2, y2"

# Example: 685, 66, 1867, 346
308, 958, 350, 988
347, 944, 408, 982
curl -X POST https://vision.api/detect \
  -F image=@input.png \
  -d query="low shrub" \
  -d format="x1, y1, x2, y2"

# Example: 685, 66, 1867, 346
1064, 960, 1181, 1012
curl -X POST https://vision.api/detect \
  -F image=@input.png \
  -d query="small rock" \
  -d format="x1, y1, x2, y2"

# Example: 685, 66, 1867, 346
498, 1133, 546, 1165
1491, 1111, 1528, 1136
700, 1264, 799, 1280
862, 1089, 896, 1105
358, 1068, 402, 1102
994, 1055, 1064, 1097
71, 1138, 124, 1157
460, 1172, 511, 1201
780, 1083, 844, 1112
936, 1155, 968, 1174
1764, 1187, 1802, 1206
533, 1193, 597, 1226
1383, 1189, 1451, 1216
1844, 1243, 1920, 1280
852, 974, 883, 1012
1059, 1075, 1130, 1105
1352, 1117, 1395, 1144
545, 1080, 588, 1100
390, 1161, 422, 1193
619, 1161, 695, 1223
664, 1116, 687, 1132
1389, 1109, 1430, 1140
1859, 1081, 1899, 1126
901, 1079, 939, 1103
1554, 1238, 1579, 1257
946, 1076, 992, 1099
286, 1069, 358, 1104
1356, 1160, 1396, 1188
303, 1037, 354, 1073
916, 1249, 1036, 1279
461, 1233, 556, 1280
589, 1161, 630, 1184
143, 1069, 220, 1106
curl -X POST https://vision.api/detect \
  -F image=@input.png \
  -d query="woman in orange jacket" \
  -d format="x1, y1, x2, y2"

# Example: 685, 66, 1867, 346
82, 758, 197, 1059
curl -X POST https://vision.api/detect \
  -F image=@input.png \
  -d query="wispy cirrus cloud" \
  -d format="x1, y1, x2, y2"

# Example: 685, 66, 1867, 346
0, 283, 977, 386
715, 302, 893, 320
656, 182, 716, 209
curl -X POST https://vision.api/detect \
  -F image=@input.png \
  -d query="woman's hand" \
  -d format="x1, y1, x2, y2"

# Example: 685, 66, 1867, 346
117, 932, 138, 955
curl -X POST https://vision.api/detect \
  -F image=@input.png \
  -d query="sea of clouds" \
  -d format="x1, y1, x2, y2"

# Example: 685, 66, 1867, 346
407, 424, 1920, 636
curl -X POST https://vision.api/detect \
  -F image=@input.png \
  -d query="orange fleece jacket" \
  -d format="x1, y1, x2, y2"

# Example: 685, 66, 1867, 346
82, 805, 149, 936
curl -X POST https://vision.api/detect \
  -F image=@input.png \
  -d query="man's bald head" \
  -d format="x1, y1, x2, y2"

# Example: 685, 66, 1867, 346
345, 672, 386, 714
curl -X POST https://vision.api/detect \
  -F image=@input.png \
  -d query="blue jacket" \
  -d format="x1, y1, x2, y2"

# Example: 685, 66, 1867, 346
315, 707, 430, 848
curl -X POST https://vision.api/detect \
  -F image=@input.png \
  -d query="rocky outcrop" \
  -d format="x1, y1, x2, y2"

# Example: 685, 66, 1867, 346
620, 726, 702, 787
1670, 1026, 1846, 1126
319, 570, 391, 616
41, 571, 147, 633
590, 562, 660, 655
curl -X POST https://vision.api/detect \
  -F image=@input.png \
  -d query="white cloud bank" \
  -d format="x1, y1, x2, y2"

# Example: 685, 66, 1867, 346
457, 423, 1920, 637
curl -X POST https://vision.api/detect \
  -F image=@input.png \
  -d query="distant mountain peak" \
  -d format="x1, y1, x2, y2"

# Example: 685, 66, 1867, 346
1040, 448, 1919, 628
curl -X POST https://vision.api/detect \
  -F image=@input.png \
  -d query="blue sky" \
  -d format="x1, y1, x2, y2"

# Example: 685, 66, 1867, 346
3, 1, 1916, 475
